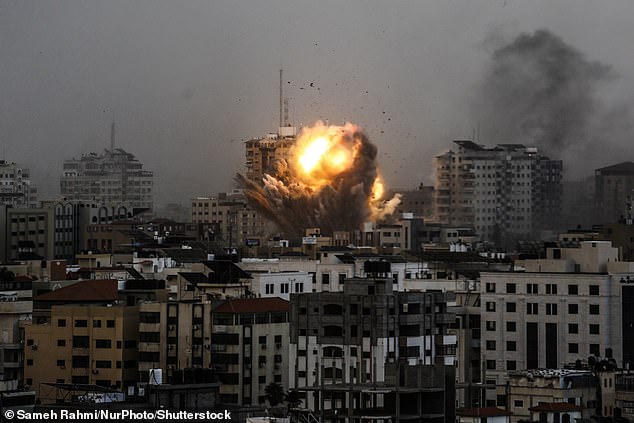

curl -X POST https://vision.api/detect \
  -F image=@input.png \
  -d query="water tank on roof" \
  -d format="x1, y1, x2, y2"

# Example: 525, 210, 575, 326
149, 369, 162, 385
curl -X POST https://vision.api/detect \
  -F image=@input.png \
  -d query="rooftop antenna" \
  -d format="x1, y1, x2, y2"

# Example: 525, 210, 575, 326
279, 68, 283, 128
110, 113, 116, 153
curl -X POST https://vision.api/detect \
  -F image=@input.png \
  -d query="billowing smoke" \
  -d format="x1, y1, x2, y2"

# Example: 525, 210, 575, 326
474, 29, 633, 177
238, 121, 400, 236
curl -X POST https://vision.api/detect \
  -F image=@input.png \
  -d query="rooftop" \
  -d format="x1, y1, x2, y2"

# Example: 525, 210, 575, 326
457, 407, 512, 417
529, 402, 582, 412
596, 161, 634, 174
213, 297, 289, 314
34, 279, 118, 303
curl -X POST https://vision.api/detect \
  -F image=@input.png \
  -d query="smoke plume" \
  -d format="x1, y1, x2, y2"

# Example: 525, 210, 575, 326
238, 121, 400, 236
474, 29, 634, 176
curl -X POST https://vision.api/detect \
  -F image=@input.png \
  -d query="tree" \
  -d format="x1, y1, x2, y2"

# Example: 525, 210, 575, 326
264, 382, 285, 407
285, 390, 302, 410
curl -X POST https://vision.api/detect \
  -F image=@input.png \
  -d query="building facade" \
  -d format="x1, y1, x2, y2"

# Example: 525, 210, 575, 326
60, 149, 153, 211
595, 161, 634, 224
434, 141, 562, 244
289, 277, 456, 422
0, 160, 37, 208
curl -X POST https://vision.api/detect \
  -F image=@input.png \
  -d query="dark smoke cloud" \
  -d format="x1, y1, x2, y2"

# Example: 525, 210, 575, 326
237, 122, 399, 237
473, 29, 633, 177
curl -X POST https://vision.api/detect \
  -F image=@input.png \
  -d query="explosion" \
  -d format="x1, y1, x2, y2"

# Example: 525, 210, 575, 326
238, 121, 401, 236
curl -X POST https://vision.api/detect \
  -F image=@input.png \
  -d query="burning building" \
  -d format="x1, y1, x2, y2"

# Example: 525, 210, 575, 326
238, 121, 400, 237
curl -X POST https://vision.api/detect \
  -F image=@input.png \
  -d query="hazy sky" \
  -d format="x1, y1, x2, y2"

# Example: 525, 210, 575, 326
2, 1, 634, 206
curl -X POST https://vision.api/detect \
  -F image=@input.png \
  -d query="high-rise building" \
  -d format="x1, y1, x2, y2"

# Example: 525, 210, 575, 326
289, 276, 456, 422
60, 149, 153, 211
434, 141, 562, 244
594, 161, 634, 224
245, 127, 296, 184
0, 160, 37, 208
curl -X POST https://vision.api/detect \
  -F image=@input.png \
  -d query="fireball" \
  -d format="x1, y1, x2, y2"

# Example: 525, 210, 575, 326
291, 122, 361, 190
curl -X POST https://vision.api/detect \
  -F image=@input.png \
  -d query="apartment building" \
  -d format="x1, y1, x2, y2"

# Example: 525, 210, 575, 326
434, 141, 562, 244
210, 297, 290, 406
480, 241, 634, 407
0, 160, 37, 208
60, 149, 153, 210
289, 276, 456, 422
595, 161, 634, 224
24, 300, 139, 401
191, 191, 272, 247
245, 128, 296, 184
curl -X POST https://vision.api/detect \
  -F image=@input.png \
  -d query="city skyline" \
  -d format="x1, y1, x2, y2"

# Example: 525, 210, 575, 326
3, 1, 634, 206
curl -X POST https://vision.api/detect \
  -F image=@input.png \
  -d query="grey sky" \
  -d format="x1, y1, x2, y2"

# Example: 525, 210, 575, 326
2, 1, 634, 206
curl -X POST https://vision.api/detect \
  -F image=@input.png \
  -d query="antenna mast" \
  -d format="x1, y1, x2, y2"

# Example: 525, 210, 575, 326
279, 68, 283, 128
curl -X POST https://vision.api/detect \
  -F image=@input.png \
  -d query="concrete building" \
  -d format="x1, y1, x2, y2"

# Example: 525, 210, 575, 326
24, 281, 139, 401
245, 128, 296, 184
191, 191, 273, 248
434, 141, 562, 245
480, 241, 634, 407
0, 160, 37, 208
507, 369, 594, 423
249, 271, 312, 301
595, 161, 634, 224
210, 297, 290, 406
394, 184, 435, 219
136, 301, 214, 387
289, 276, 456, 422
0, 276, 32, 389
60, 148, 153, 211
0, 200, 135, 263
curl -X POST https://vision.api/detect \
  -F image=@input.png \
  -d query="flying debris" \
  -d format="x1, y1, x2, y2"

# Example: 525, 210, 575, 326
238, 121, 401, 236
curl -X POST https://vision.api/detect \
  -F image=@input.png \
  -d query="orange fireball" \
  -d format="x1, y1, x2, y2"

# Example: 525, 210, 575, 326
291, 122, 361, 190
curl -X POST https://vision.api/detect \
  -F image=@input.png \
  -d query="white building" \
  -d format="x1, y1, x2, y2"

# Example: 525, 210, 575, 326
0, 160, 37, 208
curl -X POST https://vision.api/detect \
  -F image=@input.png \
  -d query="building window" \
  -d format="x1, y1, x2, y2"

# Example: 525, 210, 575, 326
589, 324, 600, 335
322, 273, 330, 284
107, 320, 115, 328
485, 302, 496, 312
72, 336, 89, 348
506, 283, 516, 293
26, 359, 33, 366
589, 304, 600, 315
546, 284, 557, 294
507, 341, 516, 351
485, 283, 496, 293
568, 324, 578, 334
568, 285, 578, 295
568, 304, 578, 314
590, 344, 600, 356
93, 320, 101, 328
96, 339, 112, 348
74, 320, 87, 328
589, 285, 600, 295
527, 284, 538, 294
527, 303, 538, 315
486, 360, 496, 370
486, 340, 496, 351
546, 303, 558, 315
507, 360, 517, 371
95, 360, 112, 368
506, 302, 516, 313
514, 400, 524, 407
569, 343, 579, 353
506, 321, 516, 332
486, 321, 496, 331
57, 339, 66, 347
58, 319, 66, 327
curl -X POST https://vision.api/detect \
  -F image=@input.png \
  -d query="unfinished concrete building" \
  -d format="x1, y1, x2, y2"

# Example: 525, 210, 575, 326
289, 269, 457, 423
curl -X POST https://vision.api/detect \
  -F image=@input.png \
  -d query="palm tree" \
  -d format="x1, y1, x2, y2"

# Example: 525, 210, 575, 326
264, 382, 285, 406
